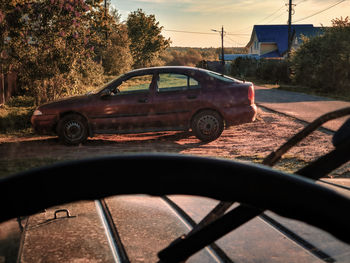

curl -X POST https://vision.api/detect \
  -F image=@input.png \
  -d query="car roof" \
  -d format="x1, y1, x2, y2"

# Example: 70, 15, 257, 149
125, 66, 210, 75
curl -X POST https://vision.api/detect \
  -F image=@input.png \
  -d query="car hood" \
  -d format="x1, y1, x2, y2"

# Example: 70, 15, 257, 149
38, 94, 93, 111
17, 179, 350, 263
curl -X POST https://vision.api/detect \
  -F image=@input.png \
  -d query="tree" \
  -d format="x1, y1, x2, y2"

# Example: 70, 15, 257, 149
127, 9, 170, 68
101, 24, 133, 75
99, 6, 132, 76
2, 0, 107, 103
291, 17, 350, 94
165, 49, 203, 66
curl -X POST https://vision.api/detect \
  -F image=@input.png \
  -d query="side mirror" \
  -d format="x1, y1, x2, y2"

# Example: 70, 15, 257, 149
332, 118, 350, 147
100, 89, 112, 98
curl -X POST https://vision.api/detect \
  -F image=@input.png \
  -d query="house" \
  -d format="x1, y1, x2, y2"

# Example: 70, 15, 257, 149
246, 24, 323, 58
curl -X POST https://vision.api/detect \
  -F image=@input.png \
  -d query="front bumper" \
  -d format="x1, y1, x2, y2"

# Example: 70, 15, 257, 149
31, 114, 58, 134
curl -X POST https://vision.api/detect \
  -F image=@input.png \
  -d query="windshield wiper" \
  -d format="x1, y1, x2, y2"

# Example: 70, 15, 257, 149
158, 107, 350, 263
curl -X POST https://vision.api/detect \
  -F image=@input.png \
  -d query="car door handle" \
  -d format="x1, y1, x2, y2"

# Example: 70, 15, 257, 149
138, 98, 148, 103
187, 95, 197, 100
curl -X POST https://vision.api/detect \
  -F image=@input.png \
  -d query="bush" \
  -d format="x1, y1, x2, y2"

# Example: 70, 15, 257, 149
256, 59, 290, 83
5, 96, 35, 107
230, 57, 258, 78
291, 17, 350, 94
0, 105, 34, 133
230, 57, 290, 83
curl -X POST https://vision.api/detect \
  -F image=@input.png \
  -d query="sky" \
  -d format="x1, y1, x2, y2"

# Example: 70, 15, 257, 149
110, 0, 350, 48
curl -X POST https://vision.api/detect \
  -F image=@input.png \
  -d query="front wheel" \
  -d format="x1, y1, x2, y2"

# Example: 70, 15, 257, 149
57, 114, 88, 145
191, 110, 224, 142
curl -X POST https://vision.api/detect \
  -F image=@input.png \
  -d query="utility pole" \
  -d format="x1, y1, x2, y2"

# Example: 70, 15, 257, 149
287, 0, 293, 58
221, 26, 225, 67
211, 26, 225, 74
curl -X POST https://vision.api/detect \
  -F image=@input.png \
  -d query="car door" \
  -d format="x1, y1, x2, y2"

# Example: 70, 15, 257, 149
91, 73, 155, 133
152, 72, 202, 129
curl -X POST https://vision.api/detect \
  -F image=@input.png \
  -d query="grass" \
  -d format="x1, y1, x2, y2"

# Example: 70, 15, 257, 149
0, 158, 63, 178
0, 96, 35, 134
235, 155, 309, 174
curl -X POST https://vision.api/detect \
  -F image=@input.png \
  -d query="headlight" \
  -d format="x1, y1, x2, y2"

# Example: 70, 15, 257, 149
33, 109, 43, 116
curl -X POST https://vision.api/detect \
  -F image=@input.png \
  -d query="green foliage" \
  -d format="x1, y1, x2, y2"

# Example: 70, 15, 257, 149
291, 17, 350, 94
0, 158, 61, 178
166, 49, 203, 66
159, 47, 219, 66
101, 24, 133, 75
5, 95, 34, 107
230, 57, 258, 78
256, 60, 290, 83
127, 9, 170, 68
0, 103, 34, 133
1, 3, 167, 103
1, 0, 106, 104
230, 57, 290, 83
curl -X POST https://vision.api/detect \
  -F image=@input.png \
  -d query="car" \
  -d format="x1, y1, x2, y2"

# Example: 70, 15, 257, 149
31, 66, 257, 145
1, 108, 350, 263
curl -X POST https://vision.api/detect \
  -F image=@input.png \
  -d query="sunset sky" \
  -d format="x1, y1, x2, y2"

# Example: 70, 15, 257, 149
111, 0, 349, 47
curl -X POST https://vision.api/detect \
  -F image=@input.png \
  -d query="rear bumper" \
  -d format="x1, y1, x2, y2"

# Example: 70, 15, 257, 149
223, 104, 257, 127
31, 114, 57, 134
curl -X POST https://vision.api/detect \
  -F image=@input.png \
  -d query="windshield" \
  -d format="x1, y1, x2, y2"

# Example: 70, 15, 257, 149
1, 1, 350, 262
207, 71, 241, 83
96, 74, 124, 93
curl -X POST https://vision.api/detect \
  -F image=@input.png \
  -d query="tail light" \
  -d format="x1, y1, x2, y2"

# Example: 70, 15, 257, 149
248, 85, 255, 104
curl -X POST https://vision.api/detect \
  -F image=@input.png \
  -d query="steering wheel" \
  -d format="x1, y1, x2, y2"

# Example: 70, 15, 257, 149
1, 154, 349, 244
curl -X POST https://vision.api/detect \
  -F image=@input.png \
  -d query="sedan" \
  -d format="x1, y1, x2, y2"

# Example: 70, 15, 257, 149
31, 66, 257, 145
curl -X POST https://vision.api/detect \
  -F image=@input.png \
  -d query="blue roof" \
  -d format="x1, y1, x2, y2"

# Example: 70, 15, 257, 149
247, 24, 323, 57
259, 50, 280, 58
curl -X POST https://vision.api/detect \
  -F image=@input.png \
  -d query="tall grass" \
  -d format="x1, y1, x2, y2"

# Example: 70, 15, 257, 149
0, 96, 35, 134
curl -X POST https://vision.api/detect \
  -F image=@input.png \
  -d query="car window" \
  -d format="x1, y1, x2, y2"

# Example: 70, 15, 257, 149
207, 71, 238, 83
117, 75, 153, 94
189, 77, 200, 89
157, 73, 199, 92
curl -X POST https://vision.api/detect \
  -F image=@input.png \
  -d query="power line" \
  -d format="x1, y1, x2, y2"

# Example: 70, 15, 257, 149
164, 29, 249, 36
265, 10, 286, 24
229, 4, 286, 33
257, 5, 285, 23
294, 0, 347, 23
225, 35, 244, 46
164, 29, 217, 35
295, 0, 307, 5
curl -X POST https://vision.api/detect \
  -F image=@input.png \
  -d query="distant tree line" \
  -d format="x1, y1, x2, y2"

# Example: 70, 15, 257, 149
159, 47, 246, 67
230, 17, 350, 96
0, 1, 169, 103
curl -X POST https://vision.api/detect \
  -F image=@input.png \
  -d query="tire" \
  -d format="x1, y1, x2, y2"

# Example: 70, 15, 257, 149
191, 110, 224, 142
57, 114, 88, 145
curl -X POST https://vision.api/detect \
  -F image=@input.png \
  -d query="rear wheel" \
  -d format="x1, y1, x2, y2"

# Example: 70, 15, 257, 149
57, 114, 88, 145
191, 110, 224, 142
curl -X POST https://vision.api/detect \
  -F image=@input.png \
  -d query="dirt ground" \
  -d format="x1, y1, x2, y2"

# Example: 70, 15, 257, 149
0, 107, 349, 177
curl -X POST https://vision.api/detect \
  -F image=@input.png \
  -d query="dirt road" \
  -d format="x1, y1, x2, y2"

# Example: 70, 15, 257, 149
1, 107, 348, 178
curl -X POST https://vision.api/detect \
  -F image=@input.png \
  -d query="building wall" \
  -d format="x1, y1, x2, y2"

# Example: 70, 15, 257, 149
260, 43, 278, 56
247, 33, 260, 55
